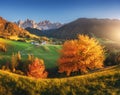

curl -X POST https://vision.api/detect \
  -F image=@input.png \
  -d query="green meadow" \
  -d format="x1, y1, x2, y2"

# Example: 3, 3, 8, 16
1, 38, 120, 95
0, 38, 61, 68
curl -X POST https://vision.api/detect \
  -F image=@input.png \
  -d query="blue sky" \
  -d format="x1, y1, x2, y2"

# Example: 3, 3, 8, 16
0, 0, 120, 23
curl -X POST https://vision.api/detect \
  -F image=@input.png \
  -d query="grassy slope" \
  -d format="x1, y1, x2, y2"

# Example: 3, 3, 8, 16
0, 38, 61, 68
0, 65, 120, 95
1, 37, 120, 68
1, 38, 120, 95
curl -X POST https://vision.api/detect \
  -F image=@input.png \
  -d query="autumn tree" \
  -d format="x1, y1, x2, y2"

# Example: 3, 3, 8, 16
10, 52, 22, 72
16, 51, 21, 61
27, 58, 48, 78
58, 35, 105, 76
28, 54, 34, 63
11, 53, 18, 72
0, 43, 7, 52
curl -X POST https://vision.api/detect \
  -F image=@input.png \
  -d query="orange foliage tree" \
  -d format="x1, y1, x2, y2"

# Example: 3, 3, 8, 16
27, 58, 48, 78
58, 35, 105, 76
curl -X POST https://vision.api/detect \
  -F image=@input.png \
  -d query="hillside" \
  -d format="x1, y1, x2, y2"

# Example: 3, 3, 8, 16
0, 64, 120, 95
0, 17, 38, 39
26, 30, 120, 52
0, 38, 61, 68
25, 27, 45, 36
38, 18, 120, 41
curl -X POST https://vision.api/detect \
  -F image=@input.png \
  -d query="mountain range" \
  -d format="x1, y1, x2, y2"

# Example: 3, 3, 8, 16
15, 19, 62, 30
1, 16, 120, 42
28, 18, 120, 42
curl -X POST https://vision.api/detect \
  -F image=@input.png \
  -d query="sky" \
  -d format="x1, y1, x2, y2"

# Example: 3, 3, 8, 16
0, 0, 120, 23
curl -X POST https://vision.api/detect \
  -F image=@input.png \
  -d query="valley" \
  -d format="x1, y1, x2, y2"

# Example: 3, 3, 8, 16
0, 16, 120, 95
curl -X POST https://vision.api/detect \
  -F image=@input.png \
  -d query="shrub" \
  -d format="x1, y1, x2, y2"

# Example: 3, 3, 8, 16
27, 58, 48, 78
10, 53, 18, 72
58, 35, 105, 76
105, 52, 120, 66
28, 54, 34, 63
115, 53, 120, 64
16, 51, 21, 61
0, 43, 7, 52
10, 52, 22, 72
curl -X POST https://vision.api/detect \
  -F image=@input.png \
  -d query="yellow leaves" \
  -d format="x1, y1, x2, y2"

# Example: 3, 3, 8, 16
58, 34, 105, 76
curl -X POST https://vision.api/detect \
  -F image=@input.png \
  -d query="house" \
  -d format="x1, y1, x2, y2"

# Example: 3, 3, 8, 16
31, 41, 40, 46
41, 41, 47, 45
31, 41, 47, 46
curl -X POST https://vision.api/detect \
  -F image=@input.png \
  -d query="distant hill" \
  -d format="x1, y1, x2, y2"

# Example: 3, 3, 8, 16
44, 18, 120, 41
25, 27, 44, 36
0, 17, 38, 39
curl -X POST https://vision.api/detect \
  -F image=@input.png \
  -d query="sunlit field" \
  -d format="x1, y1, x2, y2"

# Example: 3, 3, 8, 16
0, 64, 120, 95
0, 38, 61, 69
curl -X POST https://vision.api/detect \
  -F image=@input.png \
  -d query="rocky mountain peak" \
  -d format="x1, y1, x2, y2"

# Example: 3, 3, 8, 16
16, 19, 62, 30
